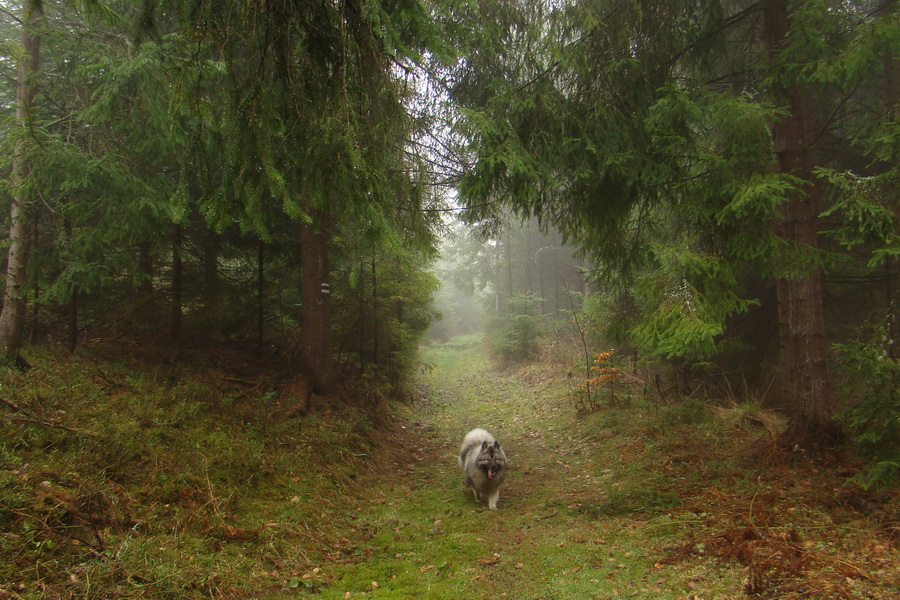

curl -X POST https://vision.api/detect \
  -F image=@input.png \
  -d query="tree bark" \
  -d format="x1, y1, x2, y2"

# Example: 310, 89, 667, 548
762, 0, 834, 442
257, 239, 265, 356
505, 226, 514, 301
29, 207, 41, 343
68, 291, 78, 353
171, 224, 183, 345
298, 216, 334, 393
138, 242, 154, 295
0, 0, 41, 364
371, 255, 379, 367
881, 0, 898, 358
539, 246, 547, 315
494, 239, 502, 313
202, 230, 220, 339
65, 216, 77, 353
524, 221, 533, 295
358, 260, 367, 373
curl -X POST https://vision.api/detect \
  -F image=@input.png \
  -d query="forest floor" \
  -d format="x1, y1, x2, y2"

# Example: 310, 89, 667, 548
0, 334, 898, 599
297, 335, 898, 599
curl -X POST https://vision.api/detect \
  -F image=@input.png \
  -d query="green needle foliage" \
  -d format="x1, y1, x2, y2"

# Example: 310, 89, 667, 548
452, 0, 898, 446
0, 0, 447, 392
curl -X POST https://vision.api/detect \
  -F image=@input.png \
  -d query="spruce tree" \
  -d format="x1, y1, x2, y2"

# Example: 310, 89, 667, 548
453, 0, 898, 441
0, 0, 41, 366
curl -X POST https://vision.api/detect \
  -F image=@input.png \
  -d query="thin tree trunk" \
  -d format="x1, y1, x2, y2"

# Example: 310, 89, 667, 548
882, 0, 898, 358
138, 242, 154, 295
257, 239, 265, 356
494, 239, 502, 313
203, 231, 220, 339
539, 246, 547, 315
524, 221, 533, 295
171, 224, 183, 345
136, 241, 156, 334
0, 0, 40, 364
762, 0, 834, 441
298, 216, 333, 393
505, 226, 514, 301
68, 291, 78, 354
359, 260, 367, 374
65, 216, 77, 353
29, 207, 40, 343
371, 255, 379, 367
554, 245, 561, 315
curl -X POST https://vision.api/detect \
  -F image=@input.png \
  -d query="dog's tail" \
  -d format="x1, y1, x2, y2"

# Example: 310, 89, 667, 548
458, 428, 494, 468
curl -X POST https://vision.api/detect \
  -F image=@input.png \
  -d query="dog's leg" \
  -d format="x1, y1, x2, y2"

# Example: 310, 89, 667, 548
467, 485, 480, 501
487, 489, 500, 510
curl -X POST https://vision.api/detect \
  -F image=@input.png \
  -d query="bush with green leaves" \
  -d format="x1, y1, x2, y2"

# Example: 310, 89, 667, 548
487, 293, 545, 364
835, 322, 900, 489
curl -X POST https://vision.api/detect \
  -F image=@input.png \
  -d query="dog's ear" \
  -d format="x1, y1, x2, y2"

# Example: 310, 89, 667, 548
493, 441, 501, 450
481, 440, 489, 451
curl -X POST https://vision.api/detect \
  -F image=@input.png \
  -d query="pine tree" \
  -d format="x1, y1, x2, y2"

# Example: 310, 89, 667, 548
0, 0, 41, 366
761, 0, 834, 440
142, 0, 442, 390
453, 0, 898, 441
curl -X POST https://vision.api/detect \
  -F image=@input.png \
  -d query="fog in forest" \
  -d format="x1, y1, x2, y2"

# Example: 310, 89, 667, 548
429, 215, 588, 344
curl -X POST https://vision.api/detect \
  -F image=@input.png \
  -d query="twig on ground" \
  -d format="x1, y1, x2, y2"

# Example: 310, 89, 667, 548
2, 397, 99, 438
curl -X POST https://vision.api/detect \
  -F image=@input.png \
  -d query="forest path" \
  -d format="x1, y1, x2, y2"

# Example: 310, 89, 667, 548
303, 335, 742, 599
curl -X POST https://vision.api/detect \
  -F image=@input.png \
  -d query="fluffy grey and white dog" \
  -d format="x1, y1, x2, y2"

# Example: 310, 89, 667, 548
458, 428, 508, 510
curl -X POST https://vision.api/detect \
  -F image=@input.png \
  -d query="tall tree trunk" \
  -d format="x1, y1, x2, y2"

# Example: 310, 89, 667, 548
298, 217, 333, 393
553, 245, 561, 315
763, 0, 834, 442
171, 224, 183, 345
0, 0, 41, 364
139, 242, 154, 296
524, 221, 533, 295
68, 292, 78, 353
539, 246, 547, 315
371, 255, 379, 367
358, 260, 367, 373
505, 226, 514, 302
882, 0, 898, 358
65, 216, 77, 353
494, 239, 502, 313
29, 207, 41, 343
202, 232, 220, 339
137, 241, 156, 334
257, 239, 265, 356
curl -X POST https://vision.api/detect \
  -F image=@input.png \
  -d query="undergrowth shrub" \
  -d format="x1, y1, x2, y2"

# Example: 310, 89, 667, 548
578, 349, 627, 411
835, 323, 900, 489
662, 397, 710, 426
487, 293, 545, 363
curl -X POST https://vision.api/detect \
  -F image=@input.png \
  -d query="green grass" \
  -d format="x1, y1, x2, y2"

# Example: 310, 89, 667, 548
0, 346, 380, 599
290, 335, 746, 599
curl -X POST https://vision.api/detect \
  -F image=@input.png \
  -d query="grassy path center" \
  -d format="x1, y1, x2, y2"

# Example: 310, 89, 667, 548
303, 335, 742, 599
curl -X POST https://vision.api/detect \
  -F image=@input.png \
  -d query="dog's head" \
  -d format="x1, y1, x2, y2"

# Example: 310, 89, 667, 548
478, 440, 504, 480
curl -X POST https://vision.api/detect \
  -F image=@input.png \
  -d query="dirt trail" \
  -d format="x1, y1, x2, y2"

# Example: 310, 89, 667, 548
301, 337, 744, 599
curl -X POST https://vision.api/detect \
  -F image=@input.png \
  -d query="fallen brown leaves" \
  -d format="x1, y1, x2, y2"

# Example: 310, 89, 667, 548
658, 463, 899, 599
477, 553, 502, 567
